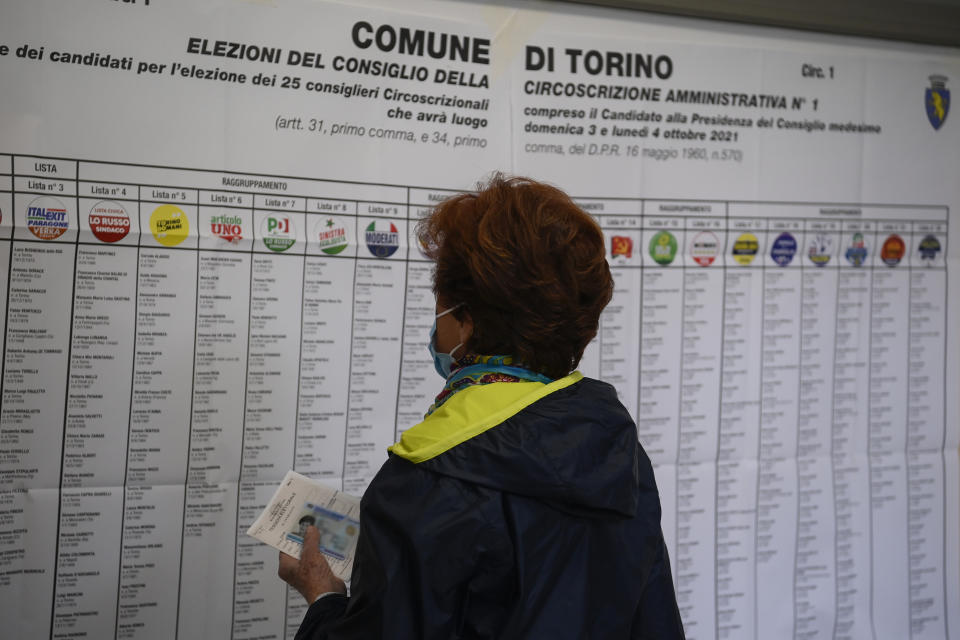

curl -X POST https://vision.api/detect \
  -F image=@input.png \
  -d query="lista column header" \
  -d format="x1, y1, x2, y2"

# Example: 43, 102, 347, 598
14, 156, 77, 180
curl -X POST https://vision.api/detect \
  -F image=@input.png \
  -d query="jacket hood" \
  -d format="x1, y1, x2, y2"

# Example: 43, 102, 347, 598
389, 373, 641, 519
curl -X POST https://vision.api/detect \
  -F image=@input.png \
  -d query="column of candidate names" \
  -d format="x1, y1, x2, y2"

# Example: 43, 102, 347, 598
0, 154, 455, 640
576, 197, 948, 640
0, 153, 950, 640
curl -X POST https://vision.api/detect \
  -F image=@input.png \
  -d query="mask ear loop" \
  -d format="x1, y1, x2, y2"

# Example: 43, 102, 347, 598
435, 302, 466, 360
434, 302, 464, 319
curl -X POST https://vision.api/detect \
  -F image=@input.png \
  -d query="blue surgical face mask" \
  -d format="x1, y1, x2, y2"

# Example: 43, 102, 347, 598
429, 304, 464, 379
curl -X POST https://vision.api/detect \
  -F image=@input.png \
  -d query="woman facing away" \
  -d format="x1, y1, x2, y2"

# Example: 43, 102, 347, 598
279, 175, 685, 639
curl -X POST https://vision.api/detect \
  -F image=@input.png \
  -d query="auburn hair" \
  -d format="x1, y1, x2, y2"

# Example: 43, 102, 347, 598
417, 174, 613, 378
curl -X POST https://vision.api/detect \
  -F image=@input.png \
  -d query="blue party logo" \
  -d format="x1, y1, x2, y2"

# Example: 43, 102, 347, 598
771, 232, 797, 266
845, 232, 868, 267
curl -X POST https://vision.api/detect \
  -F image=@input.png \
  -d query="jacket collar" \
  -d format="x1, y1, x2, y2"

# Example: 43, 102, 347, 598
389, 371, 584, 464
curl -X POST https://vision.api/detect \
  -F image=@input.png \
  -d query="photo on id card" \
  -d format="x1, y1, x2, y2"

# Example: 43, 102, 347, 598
287, 503, 360, 560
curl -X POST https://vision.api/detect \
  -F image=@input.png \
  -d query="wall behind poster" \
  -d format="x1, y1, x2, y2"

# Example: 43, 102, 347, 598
0, 1, 957, 639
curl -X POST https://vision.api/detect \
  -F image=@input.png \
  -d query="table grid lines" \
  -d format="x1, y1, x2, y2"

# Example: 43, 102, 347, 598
0, 153, 951, 640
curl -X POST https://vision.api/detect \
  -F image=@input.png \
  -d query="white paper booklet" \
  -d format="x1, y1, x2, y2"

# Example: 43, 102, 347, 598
246, 470, 362, 581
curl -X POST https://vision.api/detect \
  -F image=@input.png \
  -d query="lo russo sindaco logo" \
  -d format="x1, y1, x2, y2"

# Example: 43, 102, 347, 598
262, 214, 296, 252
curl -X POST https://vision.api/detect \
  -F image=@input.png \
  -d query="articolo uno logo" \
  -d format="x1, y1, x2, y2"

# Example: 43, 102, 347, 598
211, 214, 243, 243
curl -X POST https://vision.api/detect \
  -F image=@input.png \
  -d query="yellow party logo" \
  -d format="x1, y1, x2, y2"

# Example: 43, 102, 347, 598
150, 204, 189, 246
732, 232, 759, 265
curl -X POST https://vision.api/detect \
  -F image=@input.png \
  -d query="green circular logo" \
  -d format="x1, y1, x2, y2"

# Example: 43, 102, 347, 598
261, 215, 296, 252
316, 217, 349, 255
649, 230, 678, 265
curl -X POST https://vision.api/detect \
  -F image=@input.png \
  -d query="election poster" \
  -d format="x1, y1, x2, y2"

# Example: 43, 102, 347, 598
0, 1, 957, 638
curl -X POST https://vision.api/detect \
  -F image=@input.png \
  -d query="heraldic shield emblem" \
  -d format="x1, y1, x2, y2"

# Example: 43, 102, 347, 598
925, 75, 950, 130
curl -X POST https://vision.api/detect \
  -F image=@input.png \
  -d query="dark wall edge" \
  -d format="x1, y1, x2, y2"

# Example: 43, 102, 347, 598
556, 0, 960, 48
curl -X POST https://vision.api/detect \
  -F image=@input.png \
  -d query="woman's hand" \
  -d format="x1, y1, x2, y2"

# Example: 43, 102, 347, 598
278, 525, 347, 603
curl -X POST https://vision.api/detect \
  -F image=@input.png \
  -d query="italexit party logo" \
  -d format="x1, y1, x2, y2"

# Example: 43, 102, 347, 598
27, 196, 69, 240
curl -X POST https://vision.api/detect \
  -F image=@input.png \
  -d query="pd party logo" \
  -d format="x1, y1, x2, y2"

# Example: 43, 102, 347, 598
732, 233, 758, 265
926, 75, 950, 130
150, 204, 189, 246
881, 234, 905, 266
365, 220, 399, 258
690, 231, 719, 266
611, 235, 633, 259
27, 196, 69, 240
918, 235, 941, 263
262, 215, 296, 252
211, 213, 243, 244
845, 232, 868, 266
316, 217, 350, 255
649, 230, 677, 266
807, 233, 833, 267
89, 201, 131, 243
771, 232, 797, 266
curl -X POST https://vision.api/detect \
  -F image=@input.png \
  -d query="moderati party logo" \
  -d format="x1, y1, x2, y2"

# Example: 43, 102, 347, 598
649, 230, 677, 265
316, 217, 350, 255
881, 234, 905, 266
611, 235, 633, 259
89, 201, 130, 243
27, 196, 69, 240
150, 204, 189, 246
845, 232, 868, 266
918, 234, 941, 262
807, 233, 833, 267
771, 232, 797, 266
690, 231, 719, 266
261, 214, 296, 252
211, 213, 243, 244
365, 220, 399, 258
732, 233, 759, 265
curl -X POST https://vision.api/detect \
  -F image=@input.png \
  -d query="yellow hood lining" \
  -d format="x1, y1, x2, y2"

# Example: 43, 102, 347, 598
389, 371, 584, 464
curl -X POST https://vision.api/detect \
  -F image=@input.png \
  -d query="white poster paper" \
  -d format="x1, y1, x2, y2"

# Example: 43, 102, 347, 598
0, 1, 957, 639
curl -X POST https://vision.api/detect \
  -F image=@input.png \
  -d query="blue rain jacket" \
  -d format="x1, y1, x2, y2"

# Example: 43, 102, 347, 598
296, 372, 684, 639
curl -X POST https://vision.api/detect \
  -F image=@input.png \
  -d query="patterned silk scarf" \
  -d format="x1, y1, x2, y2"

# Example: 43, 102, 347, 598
425, 354, 554, 417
